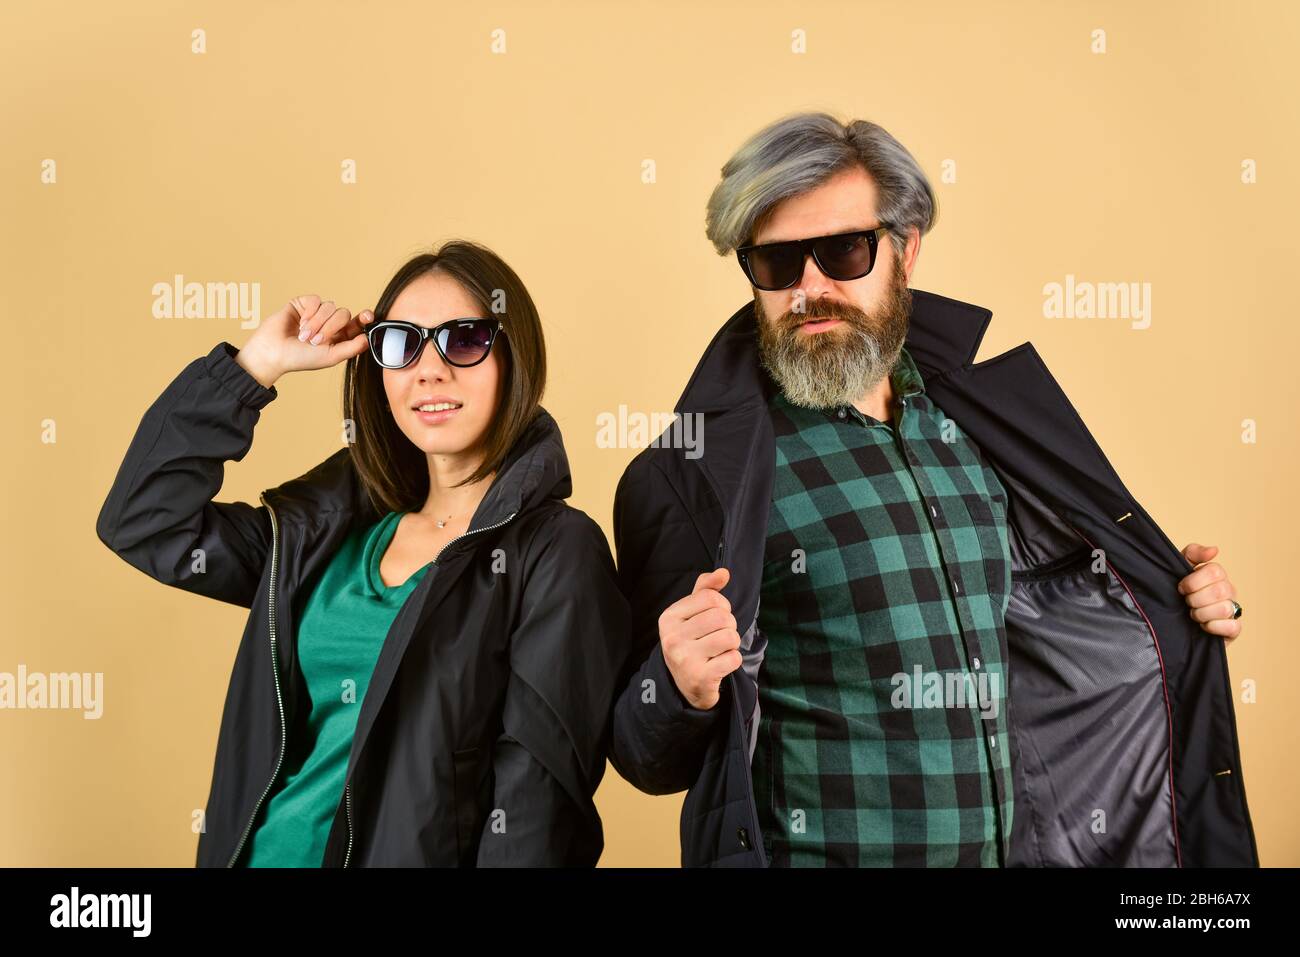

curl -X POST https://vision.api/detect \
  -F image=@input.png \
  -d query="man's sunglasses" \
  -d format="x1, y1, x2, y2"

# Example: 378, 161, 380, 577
735, 225, 894, 291
366, 317, 505, 370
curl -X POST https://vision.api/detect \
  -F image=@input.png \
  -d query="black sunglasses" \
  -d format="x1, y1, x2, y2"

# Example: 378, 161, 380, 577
735, 225, 894, 291
366, 317, 505, 370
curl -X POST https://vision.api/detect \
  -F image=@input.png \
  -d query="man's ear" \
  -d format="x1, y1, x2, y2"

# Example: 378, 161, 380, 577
901, 226, 922, 283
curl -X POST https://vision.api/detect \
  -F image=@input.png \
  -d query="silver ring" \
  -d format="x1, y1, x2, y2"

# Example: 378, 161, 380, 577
1228, 599, 1243, 620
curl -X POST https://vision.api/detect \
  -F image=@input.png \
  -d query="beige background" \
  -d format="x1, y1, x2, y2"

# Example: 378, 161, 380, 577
1, 0, 1294, 866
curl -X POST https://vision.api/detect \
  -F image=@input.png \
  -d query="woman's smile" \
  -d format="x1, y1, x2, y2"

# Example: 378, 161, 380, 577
411, 394, 463, 425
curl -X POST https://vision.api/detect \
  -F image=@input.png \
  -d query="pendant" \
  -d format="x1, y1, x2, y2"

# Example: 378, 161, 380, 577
436, 519, 447, 529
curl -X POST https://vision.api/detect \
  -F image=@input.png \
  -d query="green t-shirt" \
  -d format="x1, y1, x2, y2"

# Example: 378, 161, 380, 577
240, 509, 429, 867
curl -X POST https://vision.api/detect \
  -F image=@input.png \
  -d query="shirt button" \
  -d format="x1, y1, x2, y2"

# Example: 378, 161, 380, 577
952, 577, 960, 594
930, 504, 937, 518
973, 657, 981, 670
837, 408, 847, 419
990, 735, 998, 749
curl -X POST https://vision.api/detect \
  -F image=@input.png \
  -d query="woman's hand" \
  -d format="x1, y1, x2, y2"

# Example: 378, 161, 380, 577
235, 295, 376, 388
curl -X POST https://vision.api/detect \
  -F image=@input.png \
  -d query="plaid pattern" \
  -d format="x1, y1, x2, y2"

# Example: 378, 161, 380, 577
751, 346, 1015, 866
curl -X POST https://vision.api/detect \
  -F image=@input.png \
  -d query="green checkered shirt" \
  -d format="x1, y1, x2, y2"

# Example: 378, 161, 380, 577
751, 345, 1015, 866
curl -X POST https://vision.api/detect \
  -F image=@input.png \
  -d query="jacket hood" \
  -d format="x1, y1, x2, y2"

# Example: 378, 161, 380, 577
673, 287, 995, 415
260, 406, 573, 536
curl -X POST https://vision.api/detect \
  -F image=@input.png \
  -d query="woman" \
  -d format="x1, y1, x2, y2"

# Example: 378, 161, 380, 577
96, 240, 631, 866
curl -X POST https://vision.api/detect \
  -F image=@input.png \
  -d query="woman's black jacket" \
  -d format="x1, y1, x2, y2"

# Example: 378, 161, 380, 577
96, 341, 631, 867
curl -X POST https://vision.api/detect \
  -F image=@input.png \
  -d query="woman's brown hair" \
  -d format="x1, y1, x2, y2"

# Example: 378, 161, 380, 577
342, 239, 546, 515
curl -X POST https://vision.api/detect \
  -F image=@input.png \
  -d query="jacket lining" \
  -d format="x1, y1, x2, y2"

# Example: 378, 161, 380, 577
995, 466, 1179, 867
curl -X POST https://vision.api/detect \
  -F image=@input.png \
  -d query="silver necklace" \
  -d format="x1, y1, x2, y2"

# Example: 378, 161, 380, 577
429, 474, 492, 529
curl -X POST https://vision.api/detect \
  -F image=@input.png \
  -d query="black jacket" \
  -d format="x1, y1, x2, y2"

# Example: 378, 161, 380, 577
609, 289, 1259, 868
96, 341, 631, 867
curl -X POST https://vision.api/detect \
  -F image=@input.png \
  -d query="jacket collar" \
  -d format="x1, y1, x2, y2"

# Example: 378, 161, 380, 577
673, 287, 994, 415
261, 406, 574, 537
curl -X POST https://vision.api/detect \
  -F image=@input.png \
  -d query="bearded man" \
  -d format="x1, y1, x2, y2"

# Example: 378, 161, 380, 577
607, 112, 1253, 868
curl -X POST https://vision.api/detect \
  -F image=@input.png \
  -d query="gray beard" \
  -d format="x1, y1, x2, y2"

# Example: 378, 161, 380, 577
759, 323, 899, 409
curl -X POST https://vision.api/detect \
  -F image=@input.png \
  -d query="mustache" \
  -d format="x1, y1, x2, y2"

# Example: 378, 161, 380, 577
772, 297, 872, 332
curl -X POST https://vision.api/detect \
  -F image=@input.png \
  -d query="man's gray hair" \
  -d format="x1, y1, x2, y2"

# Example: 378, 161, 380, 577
705, 112, 938, 262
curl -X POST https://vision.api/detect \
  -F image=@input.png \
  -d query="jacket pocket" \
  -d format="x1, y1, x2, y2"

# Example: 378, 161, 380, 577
451, 746, 482, 865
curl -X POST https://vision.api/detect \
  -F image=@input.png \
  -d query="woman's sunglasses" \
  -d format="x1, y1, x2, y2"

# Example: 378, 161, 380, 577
366, 317, 505, 370
735, 225, 894, 291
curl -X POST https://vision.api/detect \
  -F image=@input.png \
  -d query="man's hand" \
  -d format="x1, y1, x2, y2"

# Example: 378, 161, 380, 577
658, 567, 743, 710
1177, 543, 1243, 642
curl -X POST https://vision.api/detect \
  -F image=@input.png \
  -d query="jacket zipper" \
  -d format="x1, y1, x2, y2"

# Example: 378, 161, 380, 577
340, 508, 519, 868
227, 493, 287, 868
